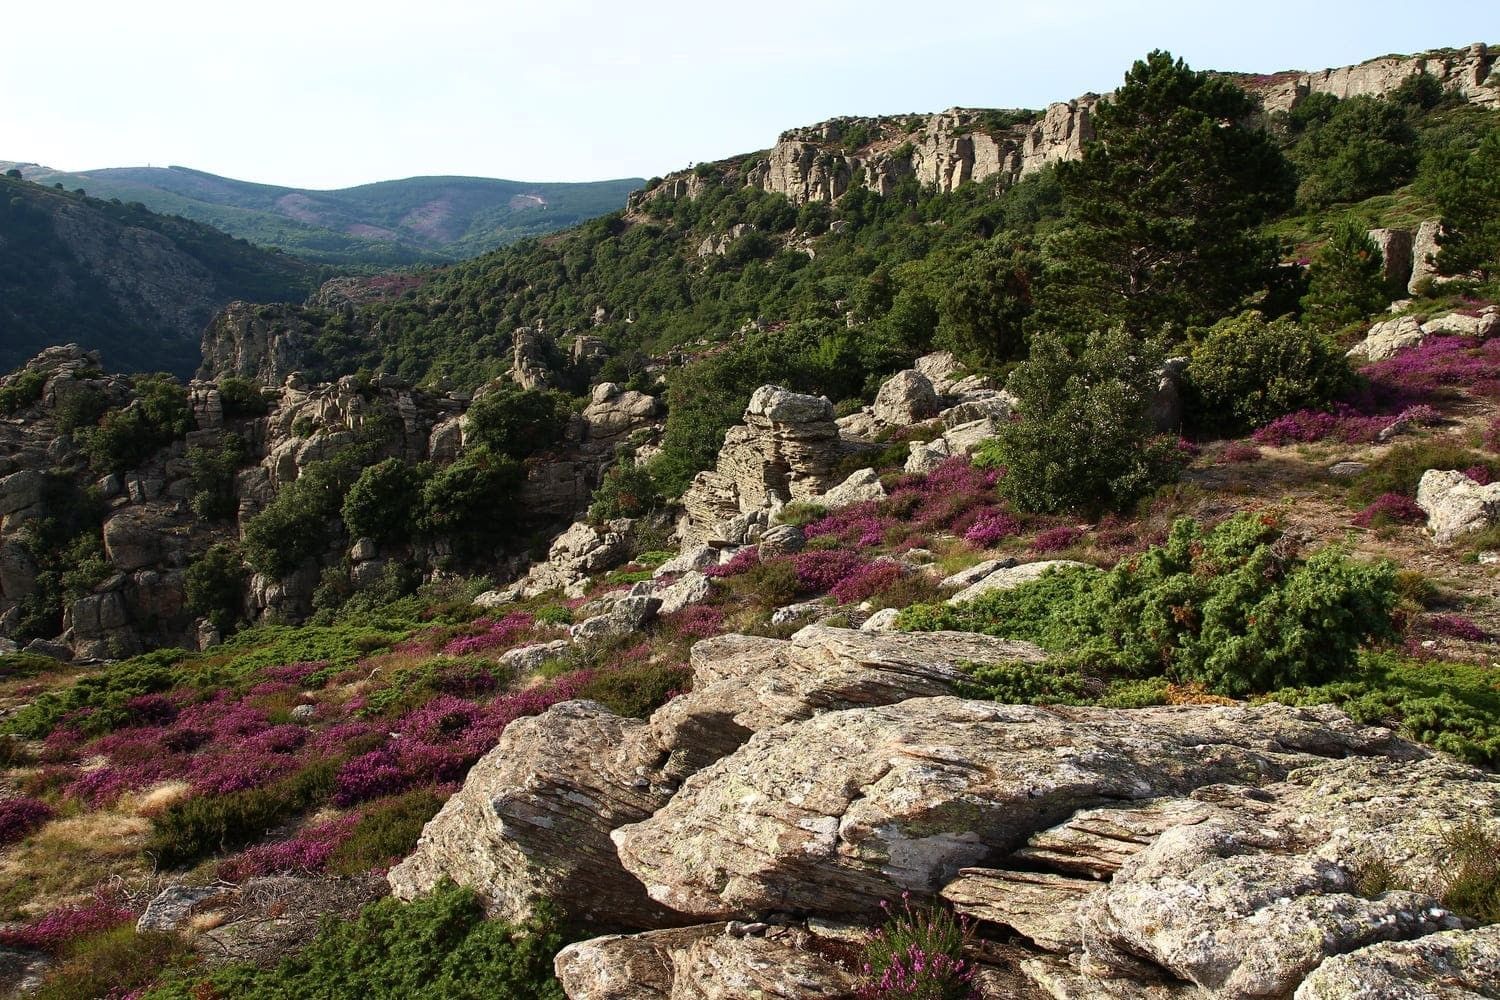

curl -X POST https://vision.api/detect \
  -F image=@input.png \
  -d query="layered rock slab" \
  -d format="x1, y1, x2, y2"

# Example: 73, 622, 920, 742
387, 700, 682, 929
612, 699, 1410, 920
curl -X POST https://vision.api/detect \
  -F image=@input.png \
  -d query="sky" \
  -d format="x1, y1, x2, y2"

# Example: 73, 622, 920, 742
2, 0, 1496, 190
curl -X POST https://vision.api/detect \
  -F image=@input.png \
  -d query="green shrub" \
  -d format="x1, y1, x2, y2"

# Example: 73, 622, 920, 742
588, 463, 662, 521
187, 433, 251, 520
576, 662, 691, 718
463, 386, 569, 460
143, 884, 567, 1000
1268, 651, 1500, 767
0, 369, 45, 414
243, 447, 376, 578
217, 375, 270, 418
1301, 219, 1394, 329
417, 446, 523, 555
185, 544, 246, 634
1440, 823, 1500, 924
900, 514, 1398, 695
327, 788, 446, 875
1186, 311, 1353, 434
3, 651, 186, 738
79, 374, 192, 473
989, 328, 1188, 514
147, 760, 336, 868
52, 384, 109, 433
532, 605, 574, 627
1419, 128, 1500, 277
957, 659, 1091, 704
342, 458, 431, 544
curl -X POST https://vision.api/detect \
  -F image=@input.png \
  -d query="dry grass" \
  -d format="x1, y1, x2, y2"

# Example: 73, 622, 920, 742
119, 780, 193, 817
0, 811, 153, 918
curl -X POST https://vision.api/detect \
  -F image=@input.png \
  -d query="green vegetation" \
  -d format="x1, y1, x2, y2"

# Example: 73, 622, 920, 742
0, 369, 46, 414
463, 386, 571, 459
79, 374, 193, 474
187, 433, 252, 520
144, 884, 568, 999
899, 514, 1397, 695
342, 458, 432, 544
1186, 311, 1352, 433
1300, 219, 1392, 327
978, 327, 1186, 514
147, 760, 336, 867
184, 544, 247, 634
1293, 95, 1416, 207
1422, 128, 1500, 277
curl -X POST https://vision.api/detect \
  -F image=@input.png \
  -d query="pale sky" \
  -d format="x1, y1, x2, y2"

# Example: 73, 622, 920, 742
3, 0, 1496, 189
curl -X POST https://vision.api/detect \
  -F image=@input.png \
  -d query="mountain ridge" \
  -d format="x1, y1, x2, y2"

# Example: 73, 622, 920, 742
1, 161, 644, 267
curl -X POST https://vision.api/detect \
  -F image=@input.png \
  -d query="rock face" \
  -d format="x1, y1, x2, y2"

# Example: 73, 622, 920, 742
947, 559, 1093, 604
1252, 42, 1499, 114
1346, 315, 1426, 363
677, 387, 842, 547
1417, 469, 1500, 543
612, 699, 1410, 920
387, 700, 682, 929
1294, 924, 1500, 999
198, 301, 322, 384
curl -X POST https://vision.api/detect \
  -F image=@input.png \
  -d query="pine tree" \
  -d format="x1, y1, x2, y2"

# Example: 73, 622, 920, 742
1032, 51, 1296, 337
1300, 219, 1390, 330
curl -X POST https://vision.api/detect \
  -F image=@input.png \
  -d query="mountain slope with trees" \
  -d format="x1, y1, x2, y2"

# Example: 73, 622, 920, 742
0, 163, 644, 267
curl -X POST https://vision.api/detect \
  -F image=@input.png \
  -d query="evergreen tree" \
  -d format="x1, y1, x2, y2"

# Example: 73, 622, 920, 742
934, 244, 1035, 365
1422, 129, 1500, 278
1301, 219, 1390, 329
1293, 96, 1416, 207
1031, 51, 1296, 336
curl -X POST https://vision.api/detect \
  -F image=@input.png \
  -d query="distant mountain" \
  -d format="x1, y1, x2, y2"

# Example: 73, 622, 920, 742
0, 173, 319, 376
0, 163, 644, 267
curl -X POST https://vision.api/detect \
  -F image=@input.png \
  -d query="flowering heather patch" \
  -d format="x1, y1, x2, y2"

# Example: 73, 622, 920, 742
441, 612, 535, 656
831, 561, 906, 605
1252, 405, 1393, 447
704, 546, 760, 578
1464, 466, 1495, 486
963, 508, 1022, 548
0, 796, 54, 845
219, 812, 362, 882
122, 693, 178, 727
803, 501, 895, 548
1428, 614, 1490, 641
331, 672, 596, 806
857, 893, 976, 1000
663, 604, 726, 639
1361, 335, 1500, 401
1484, 417, 1500, 453
186, 750, 302, 796
1220, 441, 1262, 463
1353, 493, 1428, 528
791, 550, 868, 594
0, 894, 135, 953
1031, 525, 1085, 553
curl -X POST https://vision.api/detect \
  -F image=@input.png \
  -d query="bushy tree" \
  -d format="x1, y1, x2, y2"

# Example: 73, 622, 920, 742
242, 454, 363, 578
184, 544, 246, 633
187, 434, 251, 520
1032, 51, 1295, 334
462, 386, 569, 460
934, 244, 1034, 364
1294, 96, 1416, 206
1186, 310, 1353, 434
1301, 219, 1392, 328
342, 458, 431, 544
984, 327, 1187, 514
80, 374, 192, 473
417, 446, 522, 554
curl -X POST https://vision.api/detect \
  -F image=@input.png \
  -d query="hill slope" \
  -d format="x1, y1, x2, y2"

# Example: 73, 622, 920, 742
0, 163, 644, 267
0, 174, 319, 375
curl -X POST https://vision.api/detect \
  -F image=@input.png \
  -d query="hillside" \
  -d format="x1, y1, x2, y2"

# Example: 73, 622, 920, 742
0, 163, 644, 267
1, 39, 1499, 1000
0, 174, 318, 376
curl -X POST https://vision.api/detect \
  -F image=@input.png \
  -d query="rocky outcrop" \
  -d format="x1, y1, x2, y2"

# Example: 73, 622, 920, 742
1346, 315, 1427, 363
509, 325, 555, 390
612, 699, 1409, 921
1366, 227, 1413, 290
387, 700, 682, 929
1295, 925, 1500, 999
947, 559, 1093, 604
198, 301, 323, 384
1416, 468, 1500, 543
677, 387, 842, 547
1252, 42, 1499, 114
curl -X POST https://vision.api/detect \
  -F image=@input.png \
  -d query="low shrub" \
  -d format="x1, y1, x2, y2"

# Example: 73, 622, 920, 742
0, 796, 54, 845
900, 514, 1398, 695
147, 759, 336, 868
1347, 441, 1498, 506
1441, 823, 1500, 925
576, 661, 690, 718
1427, 614, 1490, 641
143, 884, 568, 1000
0, 369, 45, 415
857, 894, 976, 1000
1030, 525, 1084, 553
1186, 311, 1353, 433
327, 788, 447, 875
185, 544, 247, 634
31, 925, 184, 1000
1352, 493, 1427, 529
